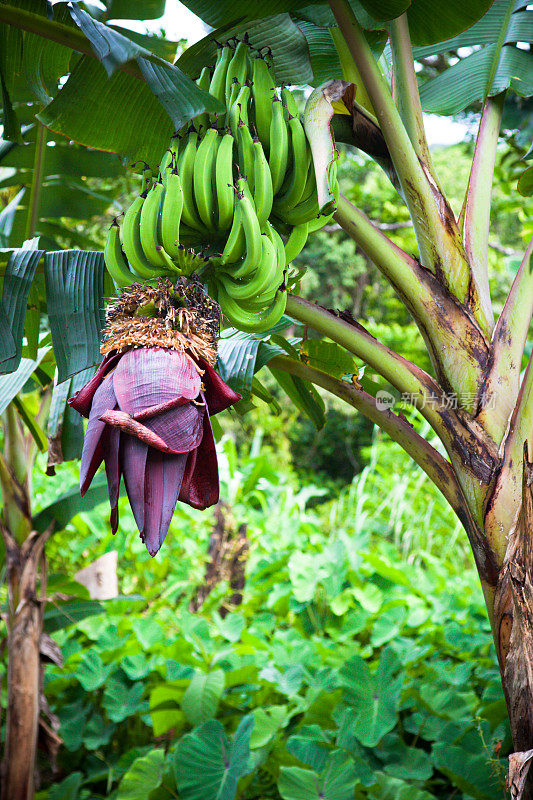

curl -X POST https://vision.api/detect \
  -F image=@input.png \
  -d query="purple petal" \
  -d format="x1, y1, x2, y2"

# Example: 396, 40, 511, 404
80, 374, 117, 495
102, 427, 121, 534
196, 358, 242, 415
143, 450, 164, 557
113, 348, 201, 415
144, 402, 203, 453
179, 405, 219, 510
68, 352, 122, 417
143, 451, 188, 557
160, 454, 188, 543
121, 435, 148, 533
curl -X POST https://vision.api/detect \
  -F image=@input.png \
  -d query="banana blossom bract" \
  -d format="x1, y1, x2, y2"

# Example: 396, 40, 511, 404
68, 347, 241, 556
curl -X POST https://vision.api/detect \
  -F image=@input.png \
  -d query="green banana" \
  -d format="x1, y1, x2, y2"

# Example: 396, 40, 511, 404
210, 43, 233, 105
269, 97, 289, 195
220, 199, 245, 264
219, 229, 277, 301
274, 114, 310, 214
237, 121, 255, 188
281, 85, 299, 118
104, 220, 136, 288
215, 131, 236, 231
252, 55, 276, 150
121, 194, 163, 279
195, 65, 213, 133
225, 40, 250, 104
251, 136, 273, 226
217, 282, 287, 332
161, 169, 184, 258
283, 222, 308, 264
228, 82, 251, 138
221, 192, 261, 274
177, 130, 208, 233
139, 180, 170, 267
193, 127, 220, 231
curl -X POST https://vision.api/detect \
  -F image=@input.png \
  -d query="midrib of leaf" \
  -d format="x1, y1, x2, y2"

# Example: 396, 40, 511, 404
484, 0, 516, 100
24, 121, 46, 240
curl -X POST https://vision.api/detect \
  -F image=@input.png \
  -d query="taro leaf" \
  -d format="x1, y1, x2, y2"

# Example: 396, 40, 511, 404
370, 773, 437, 800
117, 749, 165, 800
0, 246, 43, 372
121, 653, 151, 681
278, 751, 359, 800
338, 646, 404, 747
43, 599, 105, 634
173, 715, 254, 800
75, 651, 114, 691
250, 706, 288, 748
0, 347, 49, 415
44, 249, 104, 382
431, 743, 501, 799
47, 771, 83, 800
181, 669, 225, 725
300, 340, 357, 379
103, 675, 147, 722
376, 732, 433, 781
150, 684, 187, 737
286, 724, 331, 771
33, 473, 122, 534
83, 713, 115, 751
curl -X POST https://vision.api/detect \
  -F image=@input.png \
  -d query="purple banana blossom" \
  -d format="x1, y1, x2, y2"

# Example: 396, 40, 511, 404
68, 348, 241, 556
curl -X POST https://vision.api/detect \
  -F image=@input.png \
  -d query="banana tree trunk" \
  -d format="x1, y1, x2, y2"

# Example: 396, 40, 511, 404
493, 446, 533, 799
0, 406, 50, 800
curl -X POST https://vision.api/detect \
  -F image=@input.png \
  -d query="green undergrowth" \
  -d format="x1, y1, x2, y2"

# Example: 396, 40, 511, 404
24, 430, 510, 800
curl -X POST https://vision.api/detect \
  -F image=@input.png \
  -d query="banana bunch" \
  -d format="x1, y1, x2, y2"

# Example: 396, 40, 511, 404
104, 36, 339, 333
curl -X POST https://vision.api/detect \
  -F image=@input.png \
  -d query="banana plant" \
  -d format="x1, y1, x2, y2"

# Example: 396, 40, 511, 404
1, 0, 533, 798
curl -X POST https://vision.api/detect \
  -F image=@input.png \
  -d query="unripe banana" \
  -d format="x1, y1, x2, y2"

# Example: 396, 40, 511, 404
221, 192, 261, 276
177, 130, 208, 233
210, 43, 233, 105
274, 114, 310, 214
121, 194, 163, 279
218, 282, 287, 332
284, 222, 308, 264
193, 127, 220, 231
219, 230, 277, 301
237, 121, 255, 188
281, 85, 299, 118
225, 40, 250, 104
139, 180, 170, 267
228, 83, 251, 138
251, 136, 273, 226
195, 65, 213, 133
252, 55, 276, 150
215, 131, 236, 231
161, 169, 184, 258
221, 200, 245, 264
104, 220, 136, 288
269, 97, 289, 195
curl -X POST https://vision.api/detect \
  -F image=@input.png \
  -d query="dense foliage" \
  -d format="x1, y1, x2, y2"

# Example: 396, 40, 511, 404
15, 431, 507, 800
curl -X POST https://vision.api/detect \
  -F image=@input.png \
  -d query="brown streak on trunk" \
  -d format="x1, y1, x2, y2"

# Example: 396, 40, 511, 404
493, 443, 533, 799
